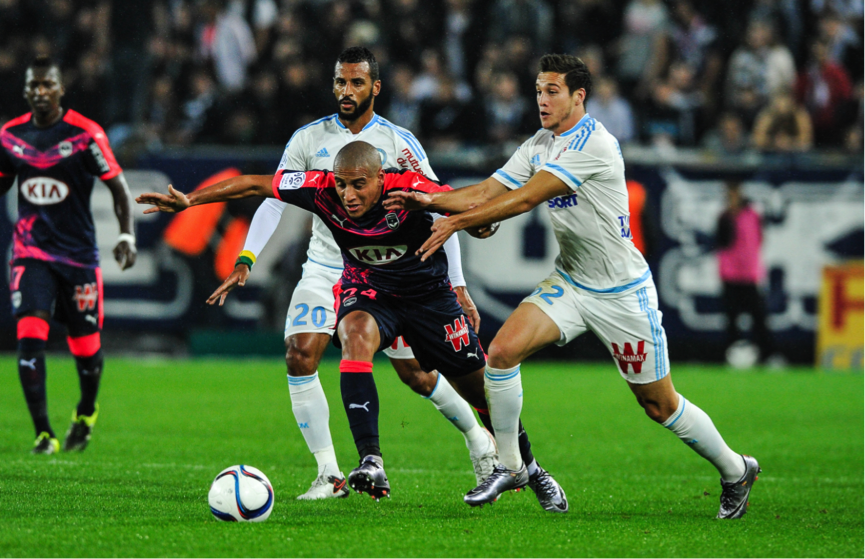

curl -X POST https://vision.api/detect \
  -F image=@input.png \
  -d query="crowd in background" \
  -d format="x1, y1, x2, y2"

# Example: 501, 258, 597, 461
0, 0, 862, 154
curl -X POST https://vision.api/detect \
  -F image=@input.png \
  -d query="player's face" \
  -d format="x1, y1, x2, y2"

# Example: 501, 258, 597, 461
334, 165, 385, 218
536, 72, 584, 135
333, 62, 381, 122
24, 67, 64, 116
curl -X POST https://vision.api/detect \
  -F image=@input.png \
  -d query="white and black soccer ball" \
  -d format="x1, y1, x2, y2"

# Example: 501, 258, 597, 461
725, 340, 760, 370
208, 465, 274, 522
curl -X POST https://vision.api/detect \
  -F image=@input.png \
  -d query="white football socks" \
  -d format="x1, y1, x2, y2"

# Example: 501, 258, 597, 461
663, 393, 746, 482
425, 373, 487, 452
288, 372, 339, 476
484, 364, 524, 470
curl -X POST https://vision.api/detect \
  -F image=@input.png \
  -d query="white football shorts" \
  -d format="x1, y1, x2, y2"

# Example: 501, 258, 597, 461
284, 260, 415, 360
522, 271, 670, 384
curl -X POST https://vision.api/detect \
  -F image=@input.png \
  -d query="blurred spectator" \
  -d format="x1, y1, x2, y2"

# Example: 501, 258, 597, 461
725, 19, 796, 127
108, 0, 152, 124
818, 11, 863, 81
412, 49, 471, 103
795, 38, 853, 146
179, 68, 220, 143
197, 0, 257, 92
483, 72, 532, 143
615, 0, 668, 92
644, 62, 704, 146
145, 73, 182, 145
650, 0, 723, 112
752, 89, 813, 152
442, 0, 486, 83
716, 179, 776, 362
557, 0, 621, 53
488, 0, 554, 55
588, 76, 635, 143
278, 60, 328, 132
419, 76, 479, 148
65, 50, 109, 125
749, 0, 804, 59
385, 64, 422, 131
701, 112, 749, 155
841, 80, 863, 152
385, 0, 440, 67
248, 68, 284, 145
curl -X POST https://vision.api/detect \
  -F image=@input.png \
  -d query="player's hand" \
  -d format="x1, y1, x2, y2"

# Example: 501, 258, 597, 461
113, 240, 137, 270
383, 190, 433, 211
454, 285, 481, 333
136, 185, 190, 214
466, 222, 500, 239
417, 216, 458, 262
207, 264, 250, 306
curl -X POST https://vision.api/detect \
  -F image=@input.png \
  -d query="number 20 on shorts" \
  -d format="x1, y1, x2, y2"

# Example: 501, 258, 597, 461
292, 303, 328, 328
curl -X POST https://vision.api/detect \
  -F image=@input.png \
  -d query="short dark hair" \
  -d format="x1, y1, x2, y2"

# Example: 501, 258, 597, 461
538, 54, 592, 101
336, 46, 379, 82
335, 141, 382, 173
29, 55, 60, 75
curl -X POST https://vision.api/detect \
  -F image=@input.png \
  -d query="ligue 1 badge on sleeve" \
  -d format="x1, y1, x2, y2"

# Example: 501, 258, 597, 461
385, 212, 399, 230
279, 172, 305, 191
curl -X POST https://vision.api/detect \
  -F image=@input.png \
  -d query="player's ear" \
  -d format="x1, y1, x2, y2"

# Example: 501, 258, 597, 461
372, 80, 381, 97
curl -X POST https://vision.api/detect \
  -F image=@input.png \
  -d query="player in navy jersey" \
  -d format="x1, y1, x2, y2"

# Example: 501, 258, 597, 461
0, 56, 137, 454
138, 141, 563, 506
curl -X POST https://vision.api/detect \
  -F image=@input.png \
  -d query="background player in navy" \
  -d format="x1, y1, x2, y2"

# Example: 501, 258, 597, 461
138, 141, 564, 509
0, 56, 137, 454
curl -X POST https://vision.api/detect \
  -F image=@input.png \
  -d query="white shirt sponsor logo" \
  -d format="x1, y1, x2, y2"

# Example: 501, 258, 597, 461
21, 177, 69, 205
279, 172, 305, 190
348, 245, 407, 266
88, 142, 110, 174
58, 141, 73, 158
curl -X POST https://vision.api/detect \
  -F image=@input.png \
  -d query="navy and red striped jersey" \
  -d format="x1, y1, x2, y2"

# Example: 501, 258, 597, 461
0, 110, 122, 268
271, 168, 451, 297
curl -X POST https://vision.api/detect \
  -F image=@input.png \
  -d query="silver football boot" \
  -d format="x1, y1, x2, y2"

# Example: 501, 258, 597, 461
464, 463, 528, 507
348, 455, 391, 501
527, 466, 569, 513
717, 455, 761, 519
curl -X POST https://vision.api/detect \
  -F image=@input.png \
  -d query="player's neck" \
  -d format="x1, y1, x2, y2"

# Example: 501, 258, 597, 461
551, 107, 586, 136
340, 110, 375, 135
32, 106, 64, 128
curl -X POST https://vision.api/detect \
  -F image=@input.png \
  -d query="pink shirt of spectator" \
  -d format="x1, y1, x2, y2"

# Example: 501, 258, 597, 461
718, 205, 765, 284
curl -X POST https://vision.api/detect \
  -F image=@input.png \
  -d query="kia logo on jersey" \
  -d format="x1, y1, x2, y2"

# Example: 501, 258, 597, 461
348, 245, 407, 266
21, 177, 70, 205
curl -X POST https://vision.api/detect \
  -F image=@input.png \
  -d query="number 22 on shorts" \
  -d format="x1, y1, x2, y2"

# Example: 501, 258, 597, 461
532, 284, 564, 305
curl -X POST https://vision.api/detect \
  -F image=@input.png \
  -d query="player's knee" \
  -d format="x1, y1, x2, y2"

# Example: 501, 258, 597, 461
397, 365, 436, 396
17, 316, 50, 356
285, 344, 318, 377
487, 338, 521, 370
635, 396, 667, 423
67, 333, 101, 358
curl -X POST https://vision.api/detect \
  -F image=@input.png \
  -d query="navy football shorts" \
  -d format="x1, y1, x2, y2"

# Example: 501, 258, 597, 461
9, 258, 103, 335
333, 282, 486, 378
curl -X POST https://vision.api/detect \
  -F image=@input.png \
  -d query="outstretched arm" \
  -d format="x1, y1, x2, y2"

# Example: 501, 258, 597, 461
136, 174, 275, 213
418, 170, 570, 261
384, 176, 509, 214
103, 173, 137, 270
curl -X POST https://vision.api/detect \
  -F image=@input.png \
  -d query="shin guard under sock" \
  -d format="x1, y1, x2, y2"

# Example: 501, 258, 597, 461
340, 360, 380, 458
73, 349, 103, 417
17, 317, 51, 437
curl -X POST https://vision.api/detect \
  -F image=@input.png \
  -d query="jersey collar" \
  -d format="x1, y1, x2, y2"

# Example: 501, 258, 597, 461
560, 113, 591, 137
335, 112, 380, 133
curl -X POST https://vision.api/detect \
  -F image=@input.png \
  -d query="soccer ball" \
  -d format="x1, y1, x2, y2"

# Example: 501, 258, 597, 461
208, 465, 274, 522
725, 340, 760, 369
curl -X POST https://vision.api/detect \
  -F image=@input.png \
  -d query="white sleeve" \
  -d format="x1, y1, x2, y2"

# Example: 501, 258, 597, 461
492, 139, 534, 190
243, 197, 286, 259
433, 212, 466, 287
242, 133, 308, 260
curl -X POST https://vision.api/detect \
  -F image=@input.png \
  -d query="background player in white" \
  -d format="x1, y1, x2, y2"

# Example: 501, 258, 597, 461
386, 54, 760, 518
211, 47, 496, 500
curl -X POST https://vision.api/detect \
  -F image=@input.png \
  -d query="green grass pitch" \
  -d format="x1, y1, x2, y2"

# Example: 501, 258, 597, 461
0, 356, 862, 557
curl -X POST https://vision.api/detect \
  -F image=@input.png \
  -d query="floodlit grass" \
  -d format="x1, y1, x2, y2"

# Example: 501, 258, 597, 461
0, 357, 861, 557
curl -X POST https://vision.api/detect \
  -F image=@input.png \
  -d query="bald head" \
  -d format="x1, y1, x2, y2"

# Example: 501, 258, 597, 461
335, 141, 382, 174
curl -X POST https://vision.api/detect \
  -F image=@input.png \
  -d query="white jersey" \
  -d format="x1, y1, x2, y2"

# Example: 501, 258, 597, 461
493, 113, 649, 295
276, 113, 438, 268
